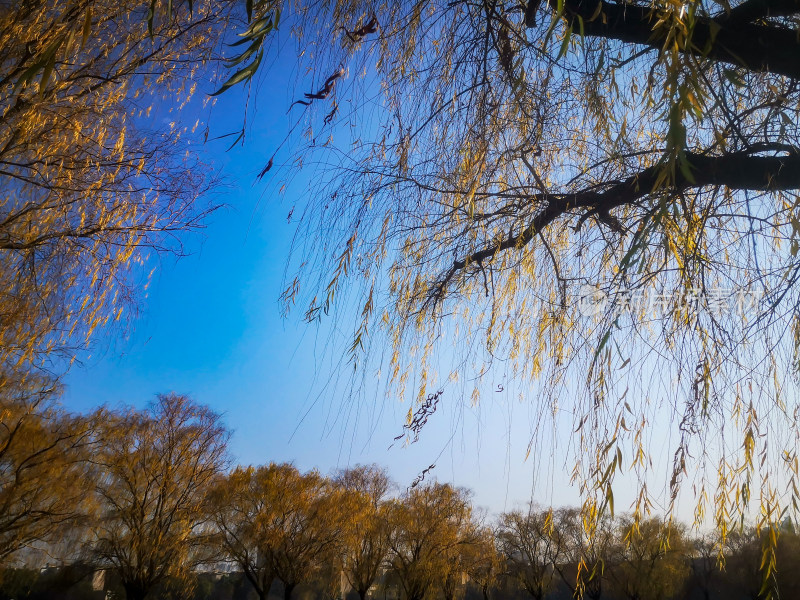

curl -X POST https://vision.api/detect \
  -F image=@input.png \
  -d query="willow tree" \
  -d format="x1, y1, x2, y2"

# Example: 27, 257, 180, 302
0, 371, 93, 563
207, 463, 341, 600
497, 507, 567, 600
90, 394, 229, 600
267, 466, 345, 600
464, 526, 501, 600
334, 465, 393, 600
211, 462, 347, 600
208, 465, 282, 600
230, 0, 800, 563
0, 0, 238, 374
606, 516, 691, 600
385, 483, 475, 600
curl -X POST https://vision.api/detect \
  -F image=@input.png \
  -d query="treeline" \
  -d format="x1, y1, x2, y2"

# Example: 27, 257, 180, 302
3, 385, 800, 600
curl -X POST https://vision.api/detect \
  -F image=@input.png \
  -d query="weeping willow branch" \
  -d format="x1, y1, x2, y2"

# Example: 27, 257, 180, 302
430, 147, 800, 304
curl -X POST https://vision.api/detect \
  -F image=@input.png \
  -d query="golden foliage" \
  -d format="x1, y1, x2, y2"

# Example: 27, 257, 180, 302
210, 462, 346, 600
90, 394, 228, 600
386, 482, 475, 600
334, 465, 393, 600
498, 506, 565, 600
606, 517, 691, 600
0, 0, 234, 372
0, 370, 93, 563
267, 0, 800, 566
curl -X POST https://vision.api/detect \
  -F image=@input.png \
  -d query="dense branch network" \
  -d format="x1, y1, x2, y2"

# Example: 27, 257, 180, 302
272, 0, 800, 551
422, 0, 800, 304
432, 147, 800, 301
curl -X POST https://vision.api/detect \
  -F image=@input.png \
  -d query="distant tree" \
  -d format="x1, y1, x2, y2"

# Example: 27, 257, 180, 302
606, 516, 691, 600
723, 526, 775, 600
90, 394, 229, 600
774, 521, 800, 598
266, 466, 344, 600
463, 526, 501, 600
208, 463, 308, 600
334, 465, 392, 600
439, 520, 481, 600
688, 533, 722, 600
0, 371, 92, 563
497, 506, 565, 600
385, 483, 473, 600
576, 512, 615, 600
546, 508, 582, 598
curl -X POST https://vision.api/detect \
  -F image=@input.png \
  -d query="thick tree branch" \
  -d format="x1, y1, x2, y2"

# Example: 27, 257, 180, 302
430, 148, 800, 301
716, 0, 800, 25
549, 0, 800, 80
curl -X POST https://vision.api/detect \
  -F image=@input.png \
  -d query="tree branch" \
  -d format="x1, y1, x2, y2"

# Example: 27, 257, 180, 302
548, 0, 800, 80
429, 148, 800, 302
715, 0, 800, 25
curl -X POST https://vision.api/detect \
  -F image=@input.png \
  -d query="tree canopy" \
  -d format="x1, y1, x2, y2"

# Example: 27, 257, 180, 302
90, 394, 228, 600
5, 391, 800, 599
0, 372, 92, 563
6, 0, 800, 576
234, 0, 800, 552
0, 0, 237, 374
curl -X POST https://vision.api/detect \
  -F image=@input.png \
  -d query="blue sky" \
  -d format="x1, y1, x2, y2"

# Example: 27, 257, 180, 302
59, 37, 699, 521
56, 49, 589, 517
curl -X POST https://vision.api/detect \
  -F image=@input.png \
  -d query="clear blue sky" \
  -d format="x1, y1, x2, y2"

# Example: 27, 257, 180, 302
61, 40, 668, 519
